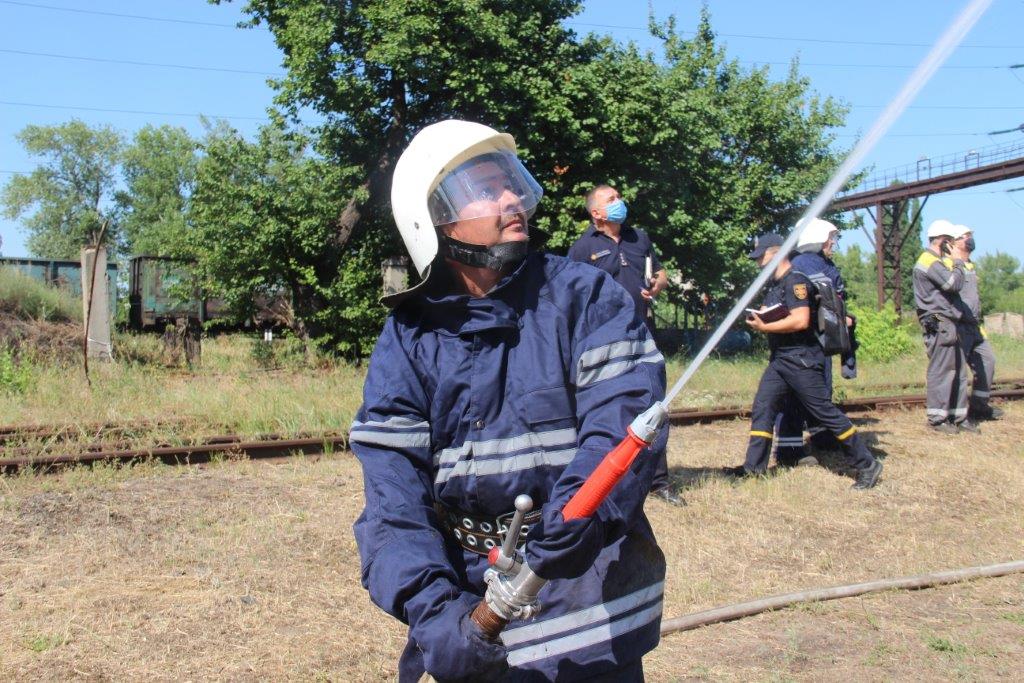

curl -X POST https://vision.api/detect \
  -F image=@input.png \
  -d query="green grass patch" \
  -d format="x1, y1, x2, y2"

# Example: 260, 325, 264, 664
0, 267, 81, 322
23, 632, 67, 653
925, 635, 970, 656
1002, 612, 1024, 626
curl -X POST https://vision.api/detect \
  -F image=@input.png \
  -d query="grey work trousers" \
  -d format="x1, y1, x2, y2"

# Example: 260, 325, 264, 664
959, 323, 996, 412
923, 318, 969, 425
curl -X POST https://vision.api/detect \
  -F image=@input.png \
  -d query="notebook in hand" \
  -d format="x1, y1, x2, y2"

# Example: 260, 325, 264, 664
745, 303, 789, 323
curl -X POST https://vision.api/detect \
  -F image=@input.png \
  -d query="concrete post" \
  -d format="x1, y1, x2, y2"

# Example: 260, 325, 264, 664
80, 246, 113, 361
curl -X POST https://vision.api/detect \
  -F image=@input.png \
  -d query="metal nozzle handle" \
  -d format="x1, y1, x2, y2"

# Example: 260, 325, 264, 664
500, 494, 533, 560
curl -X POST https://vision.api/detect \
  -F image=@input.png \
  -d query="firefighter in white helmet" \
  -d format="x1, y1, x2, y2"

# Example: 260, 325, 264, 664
774, 218, 859, 465
351, 120, 668, 681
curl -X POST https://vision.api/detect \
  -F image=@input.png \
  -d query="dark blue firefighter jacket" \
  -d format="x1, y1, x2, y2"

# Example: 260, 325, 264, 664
350, 252, 668, 680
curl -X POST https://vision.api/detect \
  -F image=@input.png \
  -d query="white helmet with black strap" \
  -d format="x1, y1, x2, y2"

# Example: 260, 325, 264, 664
387, 120, 543, 306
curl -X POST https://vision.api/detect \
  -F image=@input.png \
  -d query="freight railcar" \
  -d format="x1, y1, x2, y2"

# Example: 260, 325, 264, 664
127, 256, 228, 331
0, 256, 118, 315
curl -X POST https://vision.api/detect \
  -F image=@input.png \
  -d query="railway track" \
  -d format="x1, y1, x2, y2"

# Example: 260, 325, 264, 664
1, 382, 1020, 472
0, 433, 346, 472
668, 387, 1024, 425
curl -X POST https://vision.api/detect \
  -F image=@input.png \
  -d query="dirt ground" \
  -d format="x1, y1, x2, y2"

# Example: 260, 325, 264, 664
1, 403, 1023, 681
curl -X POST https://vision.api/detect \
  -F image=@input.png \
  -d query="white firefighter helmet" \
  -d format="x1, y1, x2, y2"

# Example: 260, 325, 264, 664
390, 120, 543, 279
795, 217, 839, 253
926, 218, 956, 239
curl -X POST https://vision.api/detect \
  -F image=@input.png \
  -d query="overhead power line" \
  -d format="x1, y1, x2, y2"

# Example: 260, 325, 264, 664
4, 2, 1022, 51
746, 60, 1005, 70
0, 46, 1008, 76
565, 21, 1024, 50
0, 48, 283, 76
0, 100, 265, 121
0, 0, 239, 27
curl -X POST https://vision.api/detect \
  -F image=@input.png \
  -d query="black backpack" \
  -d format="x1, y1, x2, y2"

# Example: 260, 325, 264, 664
794, 271, 851, 356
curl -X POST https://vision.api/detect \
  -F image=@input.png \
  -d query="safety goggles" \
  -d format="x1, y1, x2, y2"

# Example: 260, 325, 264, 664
429, 149, 543, 226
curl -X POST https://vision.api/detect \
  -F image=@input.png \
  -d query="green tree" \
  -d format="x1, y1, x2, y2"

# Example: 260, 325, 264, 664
630, 17, 847, 297
1, 120, 123, 257
832, 243, 877, 306
976, 251, 1023, 315
210, 1, 847, 353
188, 122, 371, 352
117, 125, 199, 257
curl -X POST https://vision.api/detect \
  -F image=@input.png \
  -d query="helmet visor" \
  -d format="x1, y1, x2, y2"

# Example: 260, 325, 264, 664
429, 150, 543, 227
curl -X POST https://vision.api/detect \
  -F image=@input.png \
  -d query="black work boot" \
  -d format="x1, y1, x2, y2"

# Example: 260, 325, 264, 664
929, 422, 958, 435
649, 486, 686, 506
958, 419, 982, 434
852, 459, 882, 490
971, 405, 1004, 421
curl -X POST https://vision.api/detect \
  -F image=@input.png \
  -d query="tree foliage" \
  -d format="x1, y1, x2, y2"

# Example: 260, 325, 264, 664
204, 1, 847, 353
1, 120, 123, 258
976, 251, 1024, 315
117, 125, 199, 257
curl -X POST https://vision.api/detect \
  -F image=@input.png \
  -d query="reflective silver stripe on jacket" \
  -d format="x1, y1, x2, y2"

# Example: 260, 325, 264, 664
502, 581, 664, 667
577, 339, 663, 387
434, 428, 579, 483
349, 417, 431, 448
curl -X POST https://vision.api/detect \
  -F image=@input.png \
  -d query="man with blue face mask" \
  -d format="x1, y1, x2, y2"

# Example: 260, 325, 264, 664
568, 186, 669, 334
568, 185, 678, 505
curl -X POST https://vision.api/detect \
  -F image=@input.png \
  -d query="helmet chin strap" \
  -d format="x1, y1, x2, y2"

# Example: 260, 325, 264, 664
440, 234, 529, 271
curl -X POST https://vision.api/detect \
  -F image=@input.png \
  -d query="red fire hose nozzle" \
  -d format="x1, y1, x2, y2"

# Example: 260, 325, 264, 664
562, 402, 667, 520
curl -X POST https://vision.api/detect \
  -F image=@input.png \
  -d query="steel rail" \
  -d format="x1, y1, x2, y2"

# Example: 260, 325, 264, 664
668, 388, 1024, 425
0, 434, 347, 471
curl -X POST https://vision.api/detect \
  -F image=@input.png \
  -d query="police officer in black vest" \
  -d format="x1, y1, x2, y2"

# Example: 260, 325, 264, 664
723, 234, 883, 490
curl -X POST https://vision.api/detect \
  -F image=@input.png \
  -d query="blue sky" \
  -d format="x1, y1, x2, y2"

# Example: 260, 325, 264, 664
2, 0, 1023, 263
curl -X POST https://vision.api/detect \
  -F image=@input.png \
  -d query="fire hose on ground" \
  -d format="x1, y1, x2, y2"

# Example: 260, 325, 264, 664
659, 559, 1024, 637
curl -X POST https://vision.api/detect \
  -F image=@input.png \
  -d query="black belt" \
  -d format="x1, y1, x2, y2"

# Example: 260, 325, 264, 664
436, 503, 542, 556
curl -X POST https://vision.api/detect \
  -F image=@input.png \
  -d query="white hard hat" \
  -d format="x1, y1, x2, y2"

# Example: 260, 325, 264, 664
390, 120, 542, 279
926, 218, 956, 239
950, 223, 972, 238
795, 217, 838, 253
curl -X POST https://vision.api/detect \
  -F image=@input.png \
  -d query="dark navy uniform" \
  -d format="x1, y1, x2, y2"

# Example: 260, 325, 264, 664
351, 253, 667, 681
568, 224, 670, 493
567, 223, 663, 330
742, 268, 875, 474
775, 250, 847, 461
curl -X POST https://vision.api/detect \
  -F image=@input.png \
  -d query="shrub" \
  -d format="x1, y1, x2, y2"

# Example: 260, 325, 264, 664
0, 347, 35, 394
0, 267, 82, 322
993, 288, 1024, 316
849, 303, 916, 362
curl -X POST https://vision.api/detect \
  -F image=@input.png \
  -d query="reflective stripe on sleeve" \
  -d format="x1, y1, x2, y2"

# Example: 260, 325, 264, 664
502, 582, 664, 666
349, 418, 431, 448
837, 426, 856, 441
576, 339, 663, 387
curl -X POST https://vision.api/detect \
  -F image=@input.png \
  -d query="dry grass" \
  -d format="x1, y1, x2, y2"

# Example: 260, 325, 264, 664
665, 332, 1024, 409
0, 335, 367, 450
1, 402, 1022, 680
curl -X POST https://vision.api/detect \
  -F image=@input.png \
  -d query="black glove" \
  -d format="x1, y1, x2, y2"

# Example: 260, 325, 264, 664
524, 502, 606, 581
841, 355, 858, 380
414, 592, 509, 682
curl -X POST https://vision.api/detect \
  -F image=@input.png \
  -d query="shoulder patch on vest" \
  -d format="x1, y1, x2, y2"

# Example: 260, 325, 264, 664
793, 283, 808, 300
